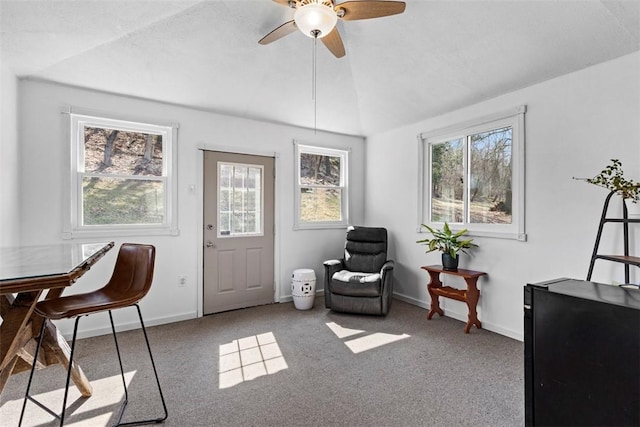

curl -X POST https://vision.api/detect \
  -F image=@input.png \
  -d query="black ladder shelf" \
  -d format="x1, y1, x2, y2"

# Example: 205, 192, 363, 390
587, 188, 640, 284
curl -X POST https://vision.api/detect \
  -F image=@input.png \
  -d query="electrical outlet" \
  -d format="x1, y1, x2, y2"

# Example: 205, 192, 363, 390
178, 276, 187, 287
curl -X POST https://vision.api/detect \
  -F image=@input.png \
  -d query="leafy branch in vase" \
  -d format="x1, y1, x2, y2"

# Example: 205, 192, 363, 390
575, 159, 639, 203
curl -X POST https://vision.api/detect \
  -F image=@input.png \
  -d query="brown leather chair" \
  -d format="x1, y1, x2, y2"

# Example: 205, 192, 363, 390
19, 243, 168, 426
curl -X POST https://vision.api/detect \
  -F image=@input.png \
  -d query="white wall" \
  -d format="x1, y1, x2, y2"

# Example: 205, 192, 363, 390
364, 52, 640, 340
0, 63, 20, 246
16, 80, 365, 337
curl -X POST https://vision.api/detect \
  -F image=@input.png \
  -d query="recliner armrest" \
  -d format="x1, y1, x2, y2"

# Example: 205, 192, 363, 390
323, 259, 345, 309
323, 259, 344, 281
323, 259, 343, 267
381, 260, 394, 273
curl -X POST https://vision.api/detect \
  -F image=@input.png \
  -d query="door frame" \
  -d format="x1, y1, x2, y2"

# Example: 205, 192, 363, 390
196, 144, 281, 317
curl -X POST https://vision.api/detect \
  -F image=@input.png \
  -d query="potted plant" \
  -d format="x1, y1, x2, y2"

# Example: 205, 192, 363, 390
416, 222, 478, 271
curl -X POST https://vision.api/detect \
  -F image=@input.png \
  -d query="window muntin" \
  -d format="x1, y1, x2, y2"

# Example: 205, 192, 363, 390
68, 112, 177, 237
218, 162, 263, 237
420, 107, 526, 241
295, 143, 349, 229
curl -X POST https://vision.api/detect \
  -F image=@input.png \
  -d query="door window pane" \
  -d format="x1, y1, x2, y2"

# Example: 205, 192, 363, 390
218, 163, 263, 236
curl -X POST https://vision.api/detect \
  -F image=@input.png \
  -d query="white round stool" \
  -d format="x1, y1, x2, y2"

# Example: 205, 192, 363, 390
292, 269, 316, 310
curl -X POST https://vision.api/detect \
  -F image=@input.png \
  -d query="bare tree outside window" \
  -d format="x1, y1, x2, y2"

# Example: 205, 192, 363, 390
430, 127, 513, 225
431, 139, 463, 223
469, 127, 512, 224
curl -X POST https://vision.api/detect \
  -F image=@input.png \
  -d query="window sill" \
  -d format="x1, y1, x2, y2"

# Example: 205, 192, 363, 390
416, 226, 527, 242
294, 222, 349, 231
63, 227, 179, 240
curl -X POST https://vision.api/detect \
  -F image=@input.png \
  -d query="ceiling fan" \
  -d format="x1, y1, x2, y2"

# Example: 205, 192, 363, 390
258, 0, 406, 58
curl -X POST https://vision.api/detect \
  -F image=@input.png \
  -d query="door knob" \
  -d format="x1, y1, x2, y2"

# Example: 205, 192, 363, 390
206, 241, 216, 248
207, 224, 214, 230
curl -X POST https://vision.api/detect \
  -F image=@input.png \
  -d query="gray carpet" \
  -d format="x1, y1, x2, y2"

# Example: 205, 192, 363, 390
1, 298, 524, 426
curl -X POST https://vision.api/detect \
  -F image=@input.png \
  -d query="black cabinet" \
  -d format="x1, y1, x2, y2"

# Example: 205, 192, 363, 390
524, 278, 640, 426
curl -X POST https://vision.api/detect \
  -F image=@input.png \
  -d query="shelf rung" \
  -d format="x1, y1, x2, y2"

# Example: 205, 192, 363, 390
594, 255, 640, 266
603, 218, 640, 223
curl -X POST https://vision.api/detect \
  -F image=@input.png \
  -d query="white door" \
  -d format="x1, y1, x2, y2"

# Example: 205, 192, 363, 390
203, 151, 275, 315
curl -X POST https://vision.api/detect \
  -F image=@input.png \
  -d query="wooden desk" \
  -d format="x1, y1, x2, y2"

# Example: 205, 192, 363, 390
421, 265, 487, 333
0, 241, 114, 395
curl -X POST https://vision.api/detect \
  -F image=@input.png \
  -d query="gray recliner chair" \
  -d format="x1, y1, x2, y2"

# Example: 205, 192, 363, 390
324, 226, 394, 315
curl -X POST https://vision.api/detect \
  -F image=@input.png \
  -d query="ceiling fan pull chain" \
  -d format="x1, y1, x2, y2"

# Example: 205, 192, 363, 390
312, 31, 318, 133
312, 34, 316, 102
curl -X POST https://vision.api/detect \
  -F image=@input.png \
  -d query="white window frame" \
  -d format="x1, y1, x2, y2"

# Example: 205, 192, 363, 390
64, 109, 179, 239
418, 106, 527, 241
294, 142, 350, 230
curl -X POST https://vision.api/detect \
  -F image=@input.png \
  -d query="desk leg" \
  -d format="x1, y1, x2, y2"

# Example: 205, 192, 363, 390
0, 292, 41, 390
0, 293, 93, 397
41, 320, 93, 397
426, 271, 444, 319
464, 277, 481, 334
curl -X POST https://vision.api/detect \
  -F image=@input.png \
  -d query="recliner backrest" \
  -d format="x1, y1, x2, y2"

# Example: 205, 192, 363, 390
344, 226, 387, 273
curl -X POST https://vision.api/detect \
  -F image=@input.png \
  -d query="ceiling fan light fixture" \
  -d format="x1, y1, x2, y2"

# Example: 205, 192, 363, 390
294, 1, 337, 38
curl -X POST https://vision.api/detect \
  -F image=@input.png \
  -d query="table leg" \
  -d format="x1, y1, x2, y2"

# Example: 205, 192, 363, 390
464, 277, 481, 333
0, 356, 18, 393
42, 321, 93, 397
0, 292, 92, 397
426, 271, 444, 319
1, 292, 41, 372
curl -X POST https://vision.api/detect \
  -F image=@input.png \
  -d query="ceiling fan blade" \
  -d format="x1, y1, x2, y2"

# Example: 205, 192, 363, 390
321, 27, 346, 58
336, 1, 406, 21
259, 20, 298, 45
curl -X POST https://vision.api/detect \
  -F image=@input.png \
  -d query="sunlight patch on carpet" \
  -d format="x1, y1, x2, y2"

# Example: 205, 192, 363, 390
218, 332, 288, 389
1, 371, 135, 426
326, 322, 410, 353
344, 332, 410, 354
325, 322, 365, 338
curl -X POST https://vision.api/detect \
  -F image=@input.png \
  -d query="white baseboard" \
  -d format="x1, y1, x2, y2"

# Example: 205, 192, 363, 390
64, 311, 198, 340
279, 289, 324, 304
393, 292, 523, 341
67, 291, 523, 342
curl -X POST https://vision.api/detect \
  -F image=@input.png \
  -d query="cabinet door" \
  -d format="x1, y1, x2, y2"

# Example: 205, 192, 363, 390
532, 289, 639, 426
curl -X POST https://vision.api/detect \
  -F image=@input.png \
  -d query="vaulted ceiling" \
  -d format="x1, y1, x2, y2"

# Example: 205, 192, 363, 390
1, 1, 639, 136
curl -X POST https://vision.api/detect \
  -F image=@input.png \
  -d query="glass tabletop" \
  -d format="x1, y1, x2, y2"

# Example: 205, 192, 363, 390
0, 242, 112, 282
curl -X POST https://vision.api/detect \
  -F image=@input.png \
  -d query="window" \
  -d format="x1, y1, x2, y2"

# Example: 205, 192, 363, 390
419, 106, 526, 241
65, 111, 178, 238
294, 142, 349, 229
218, 162, 263, 237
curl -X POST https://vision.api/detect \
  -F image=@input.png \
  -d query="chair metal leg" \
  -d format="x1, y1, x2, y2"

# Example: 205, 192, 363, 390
19, 320, 48, 426
109, 310, 130, 425
59, 316, 81, 426
19, 317, 80, 426
113, 304, 168, 426
19, 306, 167, 426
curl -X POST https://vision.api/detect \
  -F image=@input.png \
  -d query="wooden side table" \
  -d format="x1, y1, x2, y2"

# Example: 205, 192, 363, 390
421, 265, 487, 333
